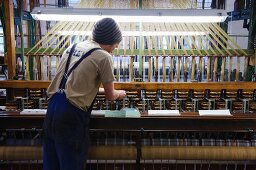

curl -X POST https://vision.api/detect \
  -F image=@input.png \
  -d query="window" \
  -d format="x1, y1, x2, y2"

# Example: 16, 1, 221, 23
197, 0, 212, 9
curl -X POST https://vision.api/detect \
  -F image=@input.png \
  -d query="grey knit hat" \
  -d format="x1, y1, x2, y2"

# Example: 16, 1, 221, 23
92, 18, 122, 45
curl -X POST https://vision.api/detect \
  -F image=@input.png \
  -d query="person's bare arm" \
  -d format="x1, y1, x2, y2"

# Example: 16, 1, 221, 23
102, 82, 126, 101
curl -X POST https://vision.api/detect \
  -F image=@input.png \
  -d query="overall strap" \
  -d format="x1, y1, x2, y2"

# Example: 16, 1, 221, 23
59, 46, 100, 90
59, 43, 77, 89
66, 48, 100, 78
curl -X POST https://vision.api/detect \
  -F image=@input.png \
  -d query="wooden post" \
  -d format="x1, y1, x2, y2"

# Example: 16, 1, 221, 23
5, 0, 16, 79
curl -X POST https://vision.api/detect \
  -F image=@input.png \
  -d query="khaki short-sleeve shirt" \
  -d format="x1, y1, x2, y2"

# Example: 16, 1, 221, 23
47, 40, 115, 111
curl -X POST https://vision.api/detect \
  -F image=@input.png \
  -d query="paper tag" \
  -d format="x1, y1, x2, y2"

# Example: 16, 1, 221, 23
0, 106, 6, 110
148, 110, 180, 116
199, 110, 231, 116
91, 110, 105, 116
20, 109, 46, 115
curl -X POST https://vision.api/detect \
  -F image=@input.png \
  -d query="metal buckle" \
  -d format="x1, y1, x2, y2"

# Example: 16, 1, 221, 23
58, 89, 65, 94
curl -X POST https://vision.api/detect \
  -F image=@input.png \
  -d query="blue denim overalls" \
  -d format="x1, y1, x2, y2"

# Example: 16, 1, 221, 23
43, 44, 100, 170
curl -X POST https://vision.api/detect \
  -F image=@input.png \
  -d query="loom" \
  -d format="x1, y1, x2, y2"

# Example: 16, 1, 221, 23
0, 0, 256, 169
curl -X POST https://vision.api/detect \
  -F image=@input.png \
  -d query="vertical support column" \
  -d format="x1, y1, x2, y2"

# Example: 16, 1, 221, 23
135, 128, 143, 170
5, 0, 16, 79
24, 0, 28, 46
248, 0, 256, 50
138, 0, 143, 78
248, 0, 256, 78
18, 0, 25, 79
191, 56, 195, 81
202, 0, 205, 9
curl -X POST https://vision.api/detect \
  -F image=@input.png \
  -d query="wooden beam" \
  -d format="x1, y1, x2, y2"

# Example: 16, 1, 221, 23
5, 0, 16, 79
0, 80, 255, 91
1, 113, 256, 131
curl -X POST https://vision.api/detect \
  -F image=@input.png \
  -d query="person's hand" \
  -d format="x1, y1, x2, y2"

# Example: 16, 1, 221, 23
117, 90, 126, 100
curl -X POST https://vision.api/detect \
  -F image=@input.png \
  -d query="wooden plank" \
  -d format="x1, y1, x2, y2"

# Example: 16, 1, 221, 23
201, 24, 232, 56
207, 23, 238, 56
169, 56, 174, 82
198, 56, 203, 81
5, 0, 16, 79
0, 81, 255, 90
155, 56, 159, 81
27, 22, 65, 55
191, 24, 217, 55
186, 23, 209, 56
213, 56, 218, 81
211, 23, 248, 56
165, 23, 181, 56
130, 23, 136, 56
244, 56, 249, 80
220, 56, 226, 81
24, 55, 30, 80
124, 24, 129, 56
54, 22, 91, 55
21, 48, 254, 56
48, 56, 51, 81
207, 56, 211, 81
148, 56, 152, 82
170, 24, 188, 55
40, 56, 44, 80
129, 56, 134, 82
236, 56, 241, 81
196, 24, 224, 56
184, 56, 188, 81
160, 23, 172, 55
191, 56, 196, 81
145, 25, 152, 56
150, 24, 158, 56
114, 82, 256, 90
162, 56, 166, 82
177, 57, 181, 81
228, 56, 233, 81
41, 22, 75, 54
176, 23, 195, 56
1, 113, 256, 131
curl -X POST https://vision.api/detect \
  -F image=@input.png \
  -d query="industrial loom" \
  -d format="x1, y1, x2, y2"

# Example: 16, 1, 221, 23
0, 0, 256, 169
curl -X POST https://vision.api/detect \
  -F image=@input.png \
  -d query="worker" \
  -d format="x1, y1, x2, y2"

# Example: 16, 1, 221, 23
43, 18, 126, 170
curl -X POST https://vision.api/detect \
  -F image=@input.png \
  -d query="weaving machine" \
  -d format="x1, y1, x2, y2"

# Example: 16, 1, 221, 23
0, 0, 256, 169
0, 81, 256, 170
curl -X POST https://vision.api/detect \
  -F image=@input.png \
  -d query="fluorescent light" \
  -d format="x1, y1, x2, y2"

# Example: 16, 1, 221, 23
31, 7, 227, 23
57, 30, 207, 36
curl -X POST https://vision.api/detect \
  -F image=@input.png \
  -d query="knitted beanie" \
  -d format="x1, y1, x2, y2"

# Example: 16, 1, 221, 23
92, 18, 122, 45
